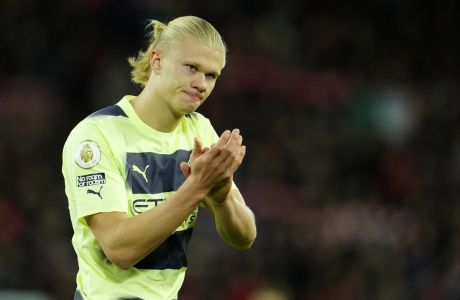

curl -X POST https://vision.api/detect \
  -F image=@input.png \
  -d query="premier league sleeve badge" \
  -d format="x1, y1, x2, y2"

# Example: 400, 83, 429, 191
75, 140, 101, 169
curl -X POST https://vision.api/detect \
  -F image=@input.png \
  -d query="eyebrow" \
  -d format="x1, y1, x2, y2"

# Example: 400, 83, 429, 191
186, 61, 221, 77
208, 70, 221, 78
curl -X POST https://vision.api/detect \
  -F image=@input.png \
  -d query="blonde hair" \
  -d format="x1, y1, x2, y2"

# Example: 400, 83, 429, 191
128, 16, 227, 87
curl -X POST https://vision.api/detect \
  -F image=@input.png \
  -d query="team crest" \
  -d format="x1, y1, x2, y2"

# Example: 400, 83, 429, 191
75, 140, 101, 169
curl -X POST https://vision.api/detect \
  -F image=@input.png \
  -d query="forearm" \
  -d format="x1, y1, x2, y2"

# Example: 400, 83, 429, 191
89, 178, 207, 269
205, 189, 257, 250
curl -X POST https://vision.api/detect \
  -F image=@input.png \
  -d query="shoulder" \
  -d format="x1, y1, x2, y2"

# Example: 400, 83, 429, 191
62, 119, 103, 164
69, 102, 130, 138
63, 103, 128, 154
87, 104, 128, 118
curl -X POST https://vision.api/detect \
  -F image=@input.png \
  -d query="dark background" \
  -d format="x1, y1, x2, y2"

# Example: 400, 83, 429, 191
1, 0, 460, 299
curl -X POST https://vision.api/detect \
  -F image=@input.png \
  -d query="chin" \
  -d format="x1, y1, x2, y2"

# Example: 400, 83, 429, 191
174, 106, 197, 118
183, 103, 201, 113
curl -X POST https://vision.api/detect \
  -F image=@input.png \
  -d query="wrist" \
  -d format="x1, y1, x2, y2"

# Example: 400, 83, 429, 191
183, 176, 211, 201
203, 195, 225, 212
206, 191, 229, 207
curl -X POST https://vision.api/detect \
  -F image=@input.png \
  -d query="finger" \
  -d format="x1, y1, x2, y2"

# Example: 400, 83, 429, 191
225, 128, 240, 144
229, 145, 246, 174
238, 145, 246, 161
194, 137, 203, 154
215, 130, 231, 148
207, 130, 231, 158
224, 129, 242, 151
212, 130, 242, 165
213, 144, 246, 178
189, 137, 203, 162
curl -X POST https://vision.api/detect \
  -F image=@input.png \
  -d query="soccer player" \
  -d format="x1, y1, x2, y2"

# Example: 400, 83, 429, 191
62, 16, 257, 300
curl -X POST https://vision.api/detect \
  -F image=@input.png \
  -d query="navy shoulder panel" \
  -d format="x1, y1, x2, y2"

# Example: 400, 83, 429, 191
88, 105, 128, 118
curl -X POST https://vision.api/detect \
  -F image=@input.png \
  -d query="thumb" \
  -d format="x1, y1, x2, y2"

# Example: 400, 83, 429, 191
189, 137, 203, 161
193, 137, 203, 153
182, 138, 205, 178
180, 162, 191, 177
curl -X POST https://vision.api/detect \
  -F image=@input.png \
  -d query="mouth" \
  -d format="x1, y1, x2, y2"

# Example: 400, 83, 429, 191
183, 91, 203, 102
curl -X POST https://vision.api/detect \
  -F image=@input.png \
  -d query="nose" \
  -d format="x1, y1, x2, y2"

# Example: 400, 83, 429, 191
192, 73, 206, 93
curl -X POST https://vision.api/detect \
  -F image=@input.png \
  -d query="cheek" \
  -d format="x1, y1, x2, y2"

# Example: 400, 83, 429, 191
163, 77, 183, 93
162, 66, 184, 87
203, 88, 212, 100
207, 81, 216, 93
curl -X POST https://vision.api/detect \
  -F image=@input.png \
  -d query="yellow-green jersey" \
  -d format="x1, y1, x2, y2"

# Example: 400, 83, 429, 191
62, 95, 219, 300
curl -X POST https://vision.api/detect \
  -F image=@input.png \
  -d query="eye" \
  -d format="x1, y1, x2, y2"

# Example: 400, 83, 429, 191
185, 64, 197, 72
205, 73, 217, 80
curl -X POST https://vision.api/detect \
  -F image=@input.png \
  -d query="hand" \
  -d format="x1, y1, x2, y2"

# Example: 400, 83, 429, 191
180, 129, 246, 194
180, 138, 232, 204
182, 158, 232, 204
180, 137, 208, 177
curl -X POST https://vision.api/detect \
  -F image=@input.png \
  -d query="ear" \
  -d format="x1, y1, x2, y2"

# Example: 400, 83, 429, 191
149, 50, 161, 75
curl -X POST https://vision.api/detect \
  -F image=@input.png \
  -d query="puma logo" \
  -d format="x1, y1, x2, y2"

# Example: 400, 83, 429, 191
133, 164, 149, 183
87, 186, 103, 199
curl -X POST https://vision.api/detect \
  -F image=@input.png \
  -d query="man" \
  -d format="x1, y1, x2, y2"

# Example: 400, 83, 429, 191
62, 16, 257, 300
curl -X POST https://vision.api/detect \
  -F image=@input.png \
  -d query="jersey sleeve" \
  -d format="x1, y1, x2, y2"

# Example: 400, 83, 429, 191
62, 121, 128, 220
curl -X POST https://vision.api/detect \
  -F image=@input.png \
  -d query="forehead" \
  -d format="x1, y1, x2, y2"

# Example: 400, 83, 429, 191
166, 36, 225, 71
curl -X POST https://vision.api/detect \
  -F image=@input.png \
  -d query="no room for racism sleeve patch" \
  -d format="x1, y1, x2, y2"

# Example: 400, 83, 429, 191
76, 173, 106, 187
75, 140, 101, 169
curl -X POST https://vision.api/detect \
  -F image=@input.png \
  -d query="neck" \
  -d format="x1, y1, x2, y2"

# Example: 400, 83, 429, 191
132, 86, 181, 133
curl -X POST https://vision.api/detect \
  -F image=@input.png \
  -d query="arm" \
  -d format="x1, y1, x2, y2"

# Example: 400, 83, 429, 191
86, 177, 206, 269
203, 184, 257, 250
181, 130, 257, 250
87, 130, 241, 269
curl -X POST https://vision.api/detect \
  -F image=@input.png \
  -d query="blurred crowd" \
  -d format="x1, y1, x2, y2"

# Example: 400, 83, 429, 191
1, 0, 460, 299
